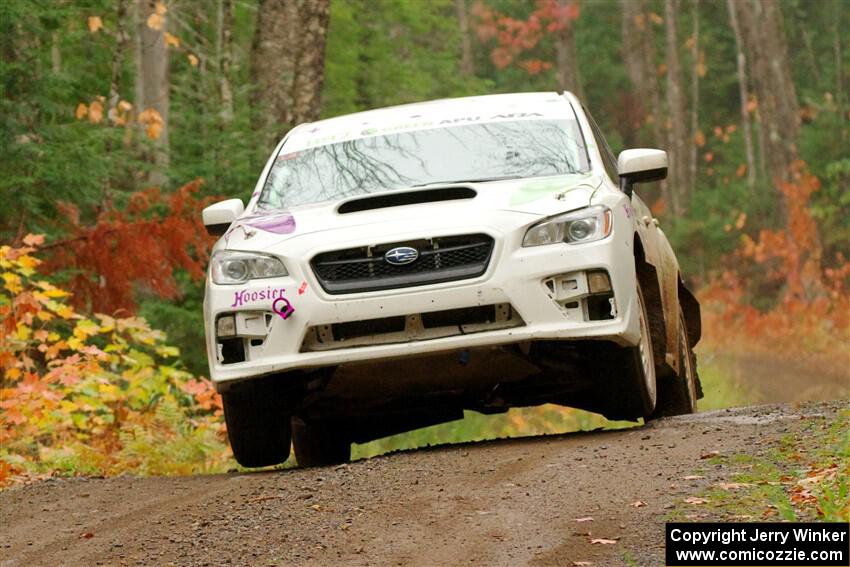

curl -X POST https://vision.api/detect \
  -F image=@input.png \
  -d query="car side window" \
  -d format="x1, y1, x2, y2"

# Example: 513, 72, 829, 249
583, 106, 619, 183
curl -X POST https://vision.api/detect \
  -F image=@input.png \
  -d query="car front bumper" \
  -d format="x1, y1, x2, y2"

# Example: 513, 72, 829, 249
204, 204, 640, 387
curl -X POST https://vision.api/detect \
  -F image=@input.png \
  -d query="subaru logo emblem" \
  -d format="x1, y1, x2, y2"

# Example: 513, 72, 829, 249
384, 246, 419, 266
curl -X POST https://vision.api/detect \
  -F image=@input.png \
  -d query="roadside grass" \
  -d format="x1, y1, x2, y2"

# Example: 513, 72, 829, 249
352, 406, 635, 460
693, 349, 755, 411
351, 354, 749, 461
670, 407, 850, 522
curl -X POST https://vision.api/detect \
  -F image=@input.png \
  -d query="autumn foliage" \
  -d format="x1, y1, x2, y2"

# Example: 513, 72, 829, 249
44, 179, 213, 313
473, 0, 580, 73
0, 238, 227, 486
699, 163, 850, 365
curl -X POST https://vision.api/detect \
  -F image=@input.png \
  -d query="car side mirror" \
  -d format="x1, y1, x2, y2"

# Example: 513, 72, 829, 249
617, 149, 668, 199
202, 199, 245, 236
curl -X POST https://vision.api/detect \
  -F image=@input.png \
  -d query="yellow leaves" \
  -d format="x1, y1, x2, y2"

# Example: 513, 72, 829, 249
15, 323, 31, 342
137, 108, 164, 140
3, 272, 23, 294
1, 239, 228, 482
696, 51, 707, 78
187, 53, 199, 67
155, 0, 167, 16
648, 12, 663, 25
694, 130, 705, 147
96, 314, 116, 333
164, 32, 180, 48
73, 319, 101, 342
87, 16, 103, 33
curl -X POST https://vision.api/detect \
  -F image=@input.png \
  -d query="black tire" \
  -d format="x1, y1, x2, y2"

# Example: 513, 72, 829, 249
292, 419, 351, 467
601, 280, 658, 421
651, 309, 698, 418
222, 383, 292, 468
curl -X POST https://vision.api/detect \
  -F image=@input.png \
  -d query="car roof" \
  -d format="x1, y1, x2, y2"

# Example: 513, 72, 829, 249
283, 92, 577, 150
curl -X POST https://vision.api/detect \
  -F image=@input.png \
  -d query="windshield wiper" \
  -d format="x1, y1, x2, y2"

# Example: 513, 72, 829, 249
410, 175, 525, 188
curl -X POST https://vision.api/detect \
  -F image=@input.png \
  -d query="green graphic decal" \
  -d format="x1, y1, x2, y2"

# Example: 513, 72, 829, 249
509, 174, 593, 206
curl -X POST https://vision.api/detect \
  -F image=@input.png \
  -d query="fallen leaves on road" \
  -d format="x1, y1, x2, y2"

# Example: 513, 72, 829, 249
631, 500, 647, 507
573, 562, 592, 566
590, 538, 618, 545
685, 496, 709, 505
700, 451, 721, 459
574, 516, 594, 522
682, 475, 705, 480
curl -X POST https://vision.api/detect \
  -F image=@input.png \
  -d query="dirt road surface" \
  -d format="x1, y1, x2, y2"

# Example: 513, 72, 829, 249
1, 401, 845, 567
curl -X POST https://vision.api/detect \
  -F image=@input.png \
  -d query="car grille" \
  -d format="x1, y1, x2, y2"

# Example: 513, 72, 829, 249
311, 234, 494, 294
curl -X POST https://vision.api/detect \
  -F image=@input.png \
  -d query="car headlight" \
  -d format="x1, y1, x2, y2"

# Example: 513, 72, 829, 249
522, 205, 613, 247
211, 250, 288, 284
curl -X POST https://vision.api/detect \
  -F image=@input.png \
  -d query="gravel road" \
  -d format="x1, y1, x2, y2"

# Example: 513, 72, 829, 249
1, 401, 845, 567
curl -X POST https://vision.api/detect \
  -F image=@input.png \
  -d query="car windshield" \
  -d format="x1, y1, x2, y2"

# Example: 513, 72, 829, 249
257, 119, 589, 209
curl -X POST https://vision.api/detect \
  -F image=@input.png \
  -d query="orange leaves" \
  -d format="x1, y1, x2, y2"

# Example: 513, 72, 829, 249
87, 16, 103, 33
187, 53, 199, 67
74, 98, 104, 124
146, 1, 167, 31
164, 32, 180, 48
694, 130, 705, 147
699, 163, 848, 369
473, 0, 579, 75
88, 100, 104, 124
138, 107, 164, 140
520, 59, 553, 75
42, 179, 212, 313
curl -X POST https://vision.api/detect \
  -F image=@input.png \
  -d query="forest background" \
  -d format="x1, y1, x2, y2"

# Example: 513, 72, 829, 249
0, 0, 848, 479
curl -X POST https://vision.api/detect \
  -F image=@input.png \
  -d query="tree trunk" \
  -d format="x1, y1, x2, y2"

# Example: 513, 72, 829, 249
688, 1, 699, 203
726, 0, 757, 191
731, 0, 800, 210
219, 0, 234, 124
136, 0, 170, 186
455, 0, 475, 77
251, 0, 331, 145
555, 0, 583, 100
621, 0, 666, 208
663, 0, 690, 216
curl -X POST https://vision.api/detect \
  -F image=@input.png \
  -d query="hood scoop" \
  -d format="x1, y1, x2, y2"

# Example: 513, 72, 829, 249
337, 187, 476, 214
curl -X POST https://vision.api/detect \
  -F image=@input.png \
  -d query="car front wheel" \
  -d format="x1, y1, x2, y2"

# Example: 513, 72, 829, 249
601, 280, 658, 420
222, 383, 292, 468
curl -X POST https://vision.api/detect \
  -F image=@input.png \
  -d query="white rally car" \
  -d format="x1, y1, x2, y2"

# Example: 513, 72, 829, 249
202, 92, 702, 467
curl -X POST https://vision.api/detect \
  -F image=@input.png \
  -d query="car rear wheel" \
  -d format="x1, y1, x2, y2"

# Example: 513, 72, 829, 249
601, 280, 658, 420
292, 419, 351, 467
222, 384, 292, 468
651, 309, 698, 417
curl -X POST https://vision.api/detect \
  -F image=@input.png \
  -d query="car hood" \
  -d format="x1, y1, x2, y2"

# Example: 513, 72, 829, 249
219, 172, 603, 252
